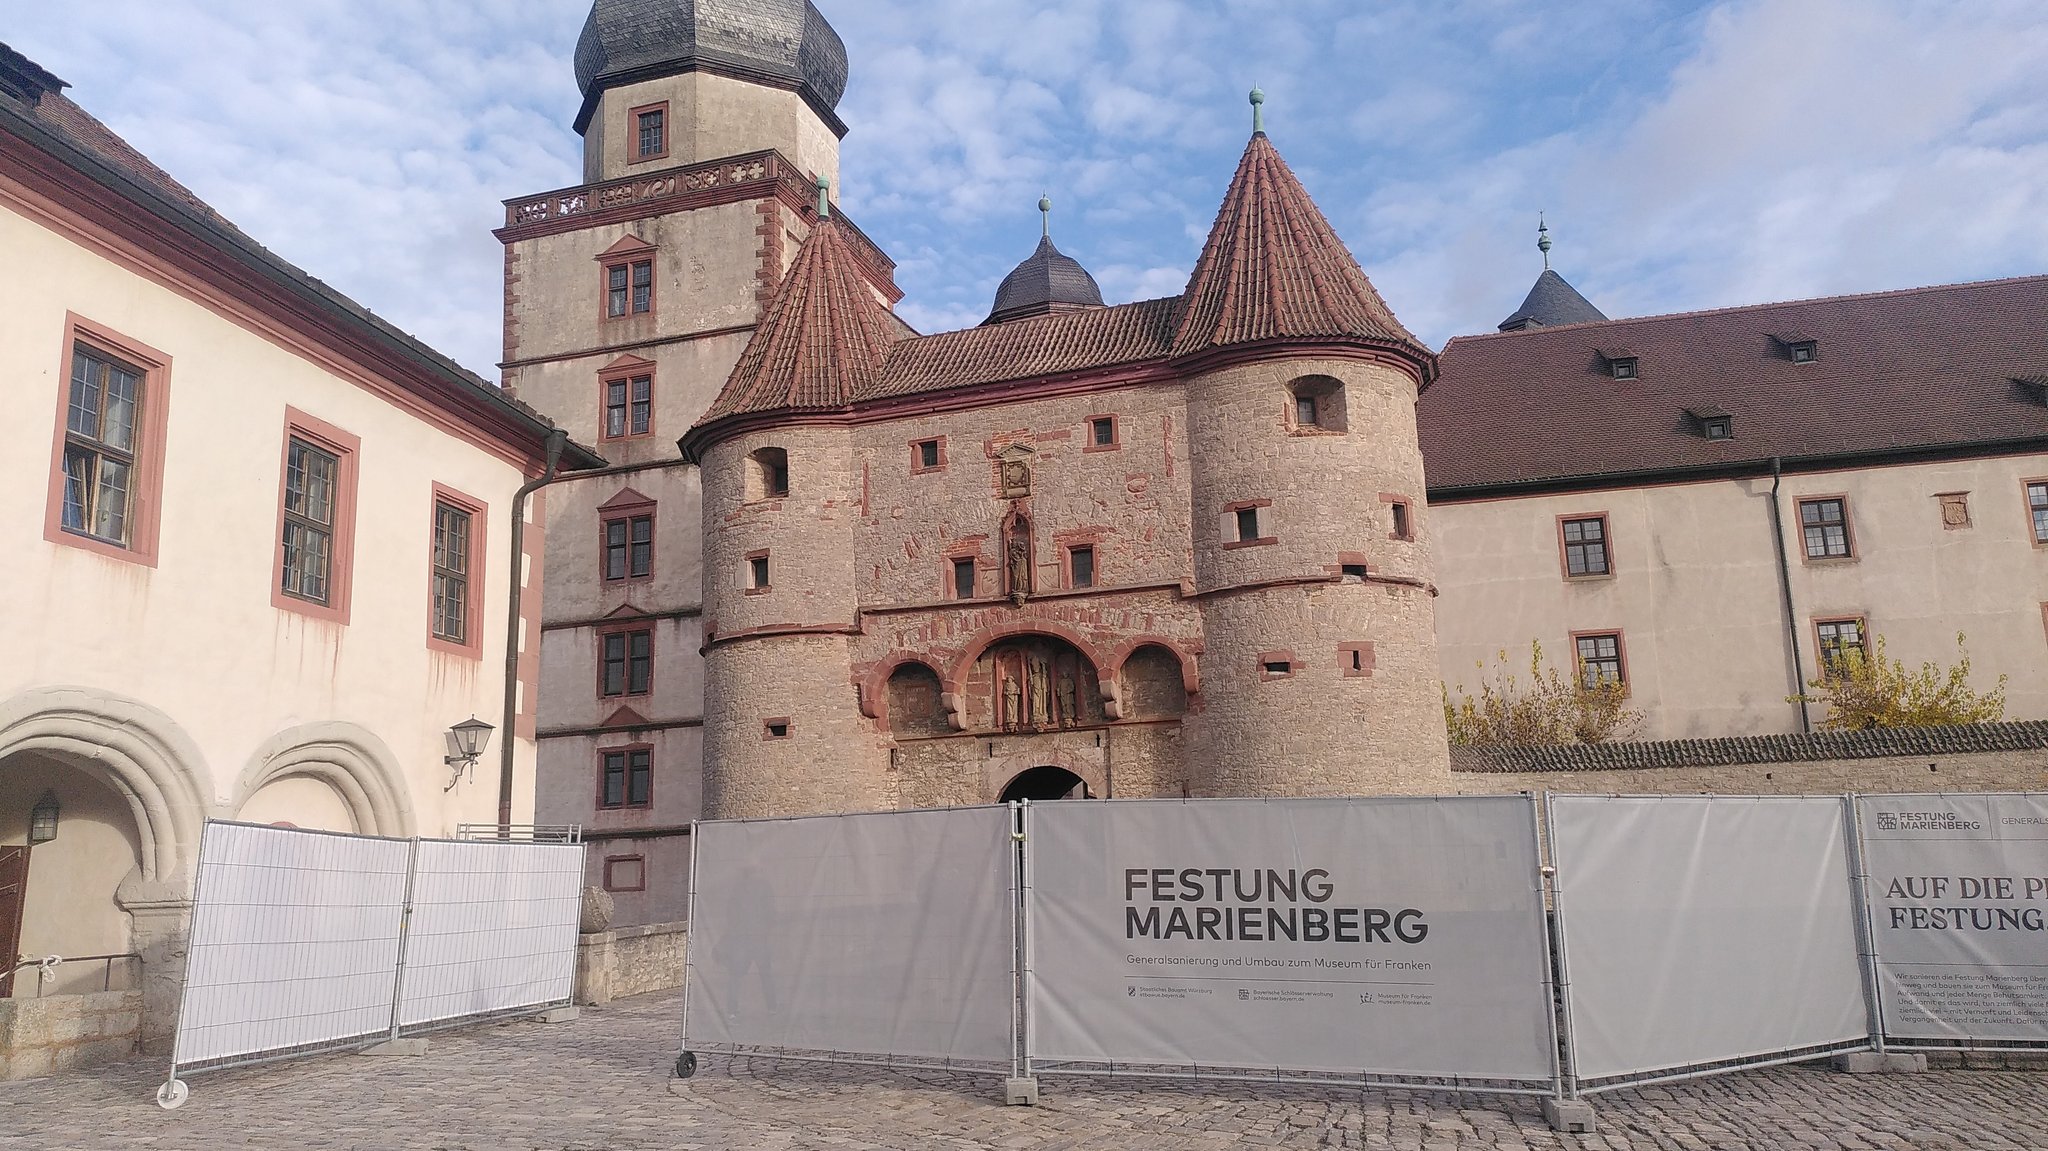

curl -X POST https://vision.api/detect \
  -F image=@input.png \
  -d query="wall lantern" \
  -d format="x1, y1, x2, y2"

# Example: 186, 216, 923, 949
443, 717, 496, 791
28, 790, 60, 844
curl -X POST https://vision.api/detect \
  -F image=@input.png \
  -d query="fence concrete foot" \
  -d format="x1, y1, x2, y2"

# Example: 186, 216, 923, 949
359, 1038, 428, 1057
537, 1006, 581, 1023
1833, 1051, 1926, 1074
1543, 1096, 1596, 1133
1003, 1077, 1039, 1106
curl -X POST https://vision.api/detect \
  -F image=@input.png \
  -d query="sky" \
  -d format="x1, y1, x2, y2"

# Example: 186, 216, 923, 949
9, 1, 2048, 377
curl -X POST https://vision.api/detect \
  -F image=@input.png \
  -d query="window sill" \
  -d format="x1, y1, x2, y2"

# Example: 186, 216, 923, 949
743, 586, 772, 596
1222, 537, 1278, 551
275, 592, 350, 627
1562, 573, 1616, 584
427, 635, 484, 660
1801, 556, 1860, 566
47, 527, 157, 568
1081, 442, 1122, 454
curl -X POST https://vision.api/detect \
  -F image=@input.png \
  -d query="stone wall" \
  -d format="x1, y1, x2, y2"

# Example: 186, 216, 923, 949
574, 922, 688, 1006
0, 991, 140, 1081
1450, 722, 2048, 796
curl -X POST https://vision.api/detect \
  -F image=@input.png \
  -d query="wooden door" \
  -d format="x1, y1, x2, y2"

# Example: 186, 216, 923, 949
0, 846, 25, 998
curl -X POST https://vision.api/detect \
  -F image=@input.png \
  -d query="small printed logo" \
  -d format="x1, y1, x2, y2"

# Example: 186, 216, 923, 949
1237, 988, 1250, 1001
1127, 986, 1137, 997
1875, 812, 1900, 831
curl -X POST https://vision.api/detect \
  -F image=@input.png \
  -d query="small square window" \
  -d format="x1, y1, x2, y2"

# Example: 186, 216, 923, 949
1704, 416, 1733, 439
1090, 417, 1116, 448
920, 440, 940, 468
1069, 545, 1095, 589
748, 554, 770, 590
1235, 507, 1261, 542
953, 557, 977, 599
1609, 357, 1638, 380
764, 719, 792, 740
1295, 395, 1319, 427
1789, 341, 1818, 363
1258, 653, 1297, 680
1341, 563, 1368, 581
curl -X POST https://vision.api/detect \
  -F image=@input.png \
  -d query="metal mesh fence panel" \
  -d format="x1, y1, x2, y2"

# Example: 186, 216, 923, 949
170, 822, 411, 1072
397, 839, 585, 1031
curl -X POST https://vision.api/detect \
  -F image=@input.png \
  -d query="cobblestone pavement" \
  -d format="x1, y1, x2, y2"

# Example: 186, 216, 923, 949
3, 989, 2044, 1150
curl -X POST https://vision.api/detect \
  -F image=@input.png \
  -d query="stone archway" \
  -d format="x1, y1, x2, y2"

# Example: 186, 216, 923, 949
230, 723, 417, 839
999, 765, 1091, 801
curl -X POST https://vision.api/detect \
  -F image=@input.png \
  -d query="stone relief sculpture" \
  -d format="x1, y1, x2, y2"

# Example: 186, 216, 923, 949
980, 637, 1102, 732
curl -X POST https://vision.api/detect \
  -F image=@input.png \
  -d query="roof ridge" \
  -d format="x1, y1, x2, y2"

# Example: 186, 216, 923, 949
1453, 272, 2048, 347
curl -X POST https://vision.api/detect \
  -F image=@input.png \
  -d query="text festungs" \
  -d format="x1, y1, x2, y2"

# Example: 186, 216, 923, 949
1122, 867, 1428, 944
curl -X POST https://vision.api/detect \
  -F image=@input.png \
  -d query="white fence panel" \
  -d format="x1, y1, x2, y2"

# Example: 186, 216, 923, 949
1548, 796, 1868, 1086
683, 806, 1017, 1065
171, 823, 411, 1070
1857, 793, 2048, 1043
397, 839, 586, 1030
1026, 797, 1558, 1084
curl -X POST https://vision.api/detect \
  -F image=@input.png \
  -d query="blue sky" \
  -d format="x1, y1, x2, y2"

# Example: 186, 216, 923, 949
9, 1, 2048, 376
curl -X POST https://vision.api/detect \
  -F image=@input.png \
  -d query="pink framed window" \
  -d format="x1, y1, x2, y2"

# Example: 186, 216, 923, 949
630, 101, 669, 161
598, 746, 653, 809
272, 408, 360, 624
603, 854, 647, 892
601, 365, 655, 440
44, 314, 172, 565
598, 627, 654, 697
1571, 630, 1628, 691
427, 484, 487, 658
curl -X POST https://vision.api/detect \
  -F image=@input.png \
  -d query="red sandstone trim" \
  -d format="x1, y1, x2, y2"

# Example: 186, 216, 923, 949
1256, 650, 1301, 681
595, 615, 656, 700
941, 620, 1113, 700
1189, 572, 1437, 599
911, 435, 948, 474
1083, 413, 1121, 453
2022, 476, 2048, 547
42, 313, 172, 567
594, 741, 654, 811
426, 482, 488, 660
1102, 635, 1203, 697
602, 854, 647, 892
499, 322, 757, 372
1795, 492, 1859, 564
270, 407, 361, 626
598, 355, 658, 442
1568, 628, 1632, 695
1338, 641, 1376, 678
1555, 510, 1615, 582
626, 102, 671, 164
1379, 492, 1416, 542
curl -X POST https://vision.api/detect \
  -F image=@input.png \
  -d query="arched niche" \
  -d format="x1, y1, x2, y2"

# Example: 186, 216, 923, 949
230, 723, 417, 840
1121, 644, 1190, 720
965, 634, 1103, 734
884, 661, 948, 738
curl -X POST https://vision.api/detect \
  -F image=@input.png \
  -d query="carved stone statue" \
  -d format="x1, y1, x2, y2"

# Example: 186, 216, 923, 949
1007, 537, 1032, 597
1028, 655, 1052, 728
1056, 671, 1078, 727
1002, 674, 1022, 731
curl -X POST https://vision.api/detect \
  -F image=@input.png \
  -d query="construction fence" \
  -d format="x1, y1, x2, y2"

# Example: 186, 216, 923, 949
679, 792, 2048, 1104
156, 821, 584, 1108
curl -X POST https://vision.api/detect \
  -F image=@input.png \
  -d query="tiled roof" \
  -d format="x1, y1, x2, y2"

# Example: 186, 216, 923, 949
1170, 133, 1434, 377
1498, 268, 1608, 331
871, 297, 1179, 401
1421, 275, 2048, 495
574, 0, 847, 110
700, 217, 899, 421
1450, 721, 2048, 774
985, 235, 1105, 325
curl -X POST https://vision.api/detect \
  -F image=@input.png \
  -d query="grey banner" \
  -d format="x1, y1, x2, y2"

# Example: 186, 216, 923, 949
684, 806, 1016, 1064
1858, 793, 2048, 1042
1549, 796, 1868, 1082
1025, 797, 1556, 1081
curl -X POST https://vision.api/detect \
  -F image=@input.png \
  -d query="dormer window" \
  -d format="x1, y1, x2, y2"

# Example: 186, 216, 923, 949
1776, 333, 1818, 363
1286, 375, 1347, 432
1687, 405, 1733, 441
1602, 350, 1638, 380
2014, 375, 2048, 406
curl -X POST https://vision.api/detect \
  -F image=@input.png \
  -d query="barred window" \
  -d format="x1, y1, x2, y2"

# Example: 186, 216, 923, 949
605, 514, 654, 581
600, 749, 652, 809
281, 437, 339, 604
1800, 498, 1852, 559
1562, 516, 1611, 577
601, 629, 653, 696
60, 345, 143, 546
430, 501, 472, 643
1575, 633, 1625, 690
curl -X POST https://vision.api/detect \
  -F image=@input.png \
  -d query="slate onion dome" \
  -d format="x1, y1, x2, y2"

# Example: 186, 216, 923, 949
1498, 214, 1608, 331
574, 0, 848, 119
983, 196, 1106, 325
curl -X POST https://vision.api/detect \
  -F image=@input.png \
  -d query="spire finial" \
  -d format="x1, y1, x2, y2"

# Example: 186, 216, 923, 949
817, 174, 831, 221
1249, 84, 1265, 135
1537, 212, 1551, 270
1039, 193, 1052, 240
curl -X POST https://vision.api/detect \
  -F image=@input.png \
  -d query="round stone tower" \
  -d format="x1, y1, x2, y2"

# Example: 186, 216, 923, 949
683, 206, 899, 819
1174, 110, 1453, 796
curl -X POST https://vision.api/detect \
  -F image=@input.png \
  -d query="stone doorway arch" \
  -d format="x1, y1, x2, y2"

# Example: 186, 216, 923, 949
999, 765, 1091, 802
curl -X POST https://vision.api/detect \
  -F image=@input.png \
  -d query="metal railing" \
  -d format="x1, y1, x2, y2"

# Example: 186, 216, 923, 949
10, 953, 142, 996
454, 823, 581, 843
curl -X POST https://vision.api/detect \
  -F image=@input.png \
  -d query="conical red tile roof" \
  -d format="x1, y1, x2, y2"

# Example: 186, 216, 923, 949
699, 217, 901, 423
1171, 133, 1435, 379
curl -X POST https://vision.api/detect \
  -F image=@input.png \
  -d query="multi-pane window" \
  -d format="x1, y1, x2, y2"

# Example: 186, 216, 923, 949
606, 259, 653, 319
601, 630, 653, 696
430, 501, 472, 644
605, 515, 654, 581
635, 108, 666, 159
599, 749, 652, 809
917, 439, 941, 469
1817, 618, 1867, 677
1295, 395, 1319, 427
953, 557, 976, 600
1575, 633, 1625, 690
2029, 482, 2048, 544
605, 374, 652, 438
1800, 498, 1852, 559
281, 437, 340, 604
1562, 516, 1611, 577
1069, 545, 1095, 588
1089, 417, 1116, 447
60, 345, 143, 545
